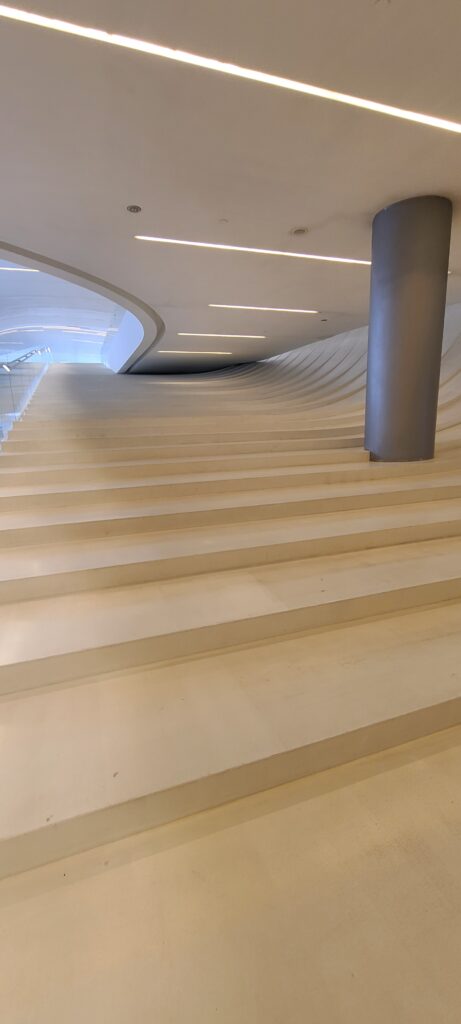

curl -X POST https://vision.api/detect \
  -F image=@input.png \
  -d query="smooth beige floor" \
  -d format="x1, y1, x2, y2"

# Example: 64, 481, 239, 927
2, 726, 461, 1023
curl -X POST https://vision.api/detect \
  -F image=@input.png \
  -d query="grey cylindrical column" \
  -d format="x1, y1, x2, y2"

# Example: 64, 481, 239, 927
365, 195, 452, 461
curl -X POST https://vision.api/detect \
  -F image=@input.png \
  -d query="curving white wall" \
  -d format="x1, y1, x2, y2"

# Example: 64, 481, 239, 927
102, 310, 145, 372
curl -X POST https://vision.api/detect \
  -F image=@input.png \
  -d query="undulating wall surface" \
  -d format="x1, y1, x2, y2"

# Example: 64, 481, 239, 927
2, 311, 461, 1021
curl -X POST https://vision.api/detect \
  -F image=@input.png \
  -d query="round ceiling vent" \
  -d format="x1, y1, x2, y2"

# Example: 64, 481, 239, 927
126, 204, 142, 213
290, 226, 309, 236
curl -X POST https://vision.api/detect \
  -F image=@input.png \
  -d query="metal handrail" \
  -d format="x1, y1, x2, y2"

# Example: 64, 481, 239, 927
0, 346, 51, 442
1, 345, 51, 372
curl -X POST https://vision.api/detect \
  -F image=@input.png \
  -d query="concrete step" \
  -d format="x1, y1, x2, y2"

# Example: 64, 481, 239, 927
2, 598, 461, 878
0, 436, 364, 463
7, 421, 363, 441
2, 477, 461, 547
0, 448, 370, 486
4, 499, 461, 601
2, 537, 461, 695
2, 435, 456, 468
2, 459, 461, 512
5, 352, 461, 892
3, 425, 364, 450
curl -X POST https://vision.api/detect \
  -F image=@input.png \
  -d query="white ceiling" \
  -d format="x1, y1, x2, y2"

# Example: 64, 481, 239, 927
0, 0, 461, 371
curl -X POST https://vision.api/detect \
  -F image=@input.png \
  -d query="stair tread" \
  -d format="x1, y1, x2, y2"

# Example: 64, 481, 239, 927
0, 459, 377, 493
3, 459, 461, 503
2, 598, 461, 873
2, 537, 461, 668
2, 471, 461, 531
3, 499, 461, 580
4, 346, 461, 880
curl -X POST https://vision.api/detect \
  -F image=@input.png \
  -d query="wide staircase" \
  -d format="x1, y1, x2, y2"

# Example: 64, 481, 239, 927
3, 313, 461, 880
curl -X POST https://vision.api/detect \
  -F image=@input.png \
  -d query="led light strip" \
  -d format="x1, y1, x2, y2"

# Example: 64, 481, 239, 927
136, 235, 370, 265
0, 266, 39, 272
177, 331, 265, 338
0, 325, 107, 336
209, 303, 319, 313
0, 5, 460, 134
158, 349, 232, 355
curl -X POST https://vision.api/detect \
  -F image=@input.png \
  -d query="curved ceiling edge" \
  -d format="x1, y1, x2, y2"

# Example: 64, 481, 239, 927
0, 240, 165, 373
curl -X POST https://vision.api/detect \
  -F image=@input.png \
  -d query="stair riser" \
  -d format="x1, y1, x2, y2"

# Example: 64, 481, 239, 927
3, 423, 362, 443
7, 425, 362, 444
0, 450, 368, 484
2, 576, 461, 697
4, 519, 461, 603
3, 463, 461, 512
1, 694, 459, 881
2, 484, 461, 544
0, 438, 363, 463
0, 469, 400, 510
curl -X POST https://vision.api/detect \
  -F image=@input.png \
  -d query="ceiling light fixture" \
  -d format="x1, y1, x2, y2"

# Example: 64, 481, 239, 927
1, 363, 11, 372
177, 331, 265, 338
0, 266, 39, 272
209, 304, 319, 314
158, 349, 233, 355
0, 5, 460, 134
136, 236, 370, 266
0, 325, 107, 336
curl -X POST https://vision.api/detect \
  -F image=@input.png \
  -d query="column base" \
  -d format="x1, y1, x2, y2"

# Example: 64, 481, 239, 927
369, 451, 434, 463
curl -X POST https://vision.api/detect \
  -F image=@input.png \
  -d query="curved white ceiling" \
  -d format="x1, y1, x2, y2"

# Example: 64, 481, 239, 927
0, 0, 460, 372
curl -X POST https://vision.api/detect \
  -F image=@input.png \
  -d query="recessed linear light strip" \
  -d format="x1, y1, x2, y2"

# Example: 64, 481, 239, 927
209, 304, 319, 313
0, 266, 39, 272
177, 332, 265, 338
0, 325, 107, 336
0, 5, 460, 134
158, 350, 232, 355
136, 236, 370, 266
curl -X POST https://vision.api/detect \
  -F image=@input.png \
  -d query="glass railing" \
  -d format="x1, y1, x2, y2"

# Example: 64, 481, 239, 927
0, 346, 52, 445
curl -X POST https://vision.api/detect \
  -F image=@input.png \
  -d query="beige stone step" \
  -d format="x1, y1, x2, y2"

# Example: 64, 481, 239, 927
8, 420, 362, 440
0, 465, 370, 510
0, 448, 370, 488
2, 538, 461, 694
3, 423, 362, 445
2, 459, 461, 513
4, 499, 461, 601
2, 477, 461, 547
2, 599, 461, 878
0, 436, 363, 463
3, 726, 461, 1022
